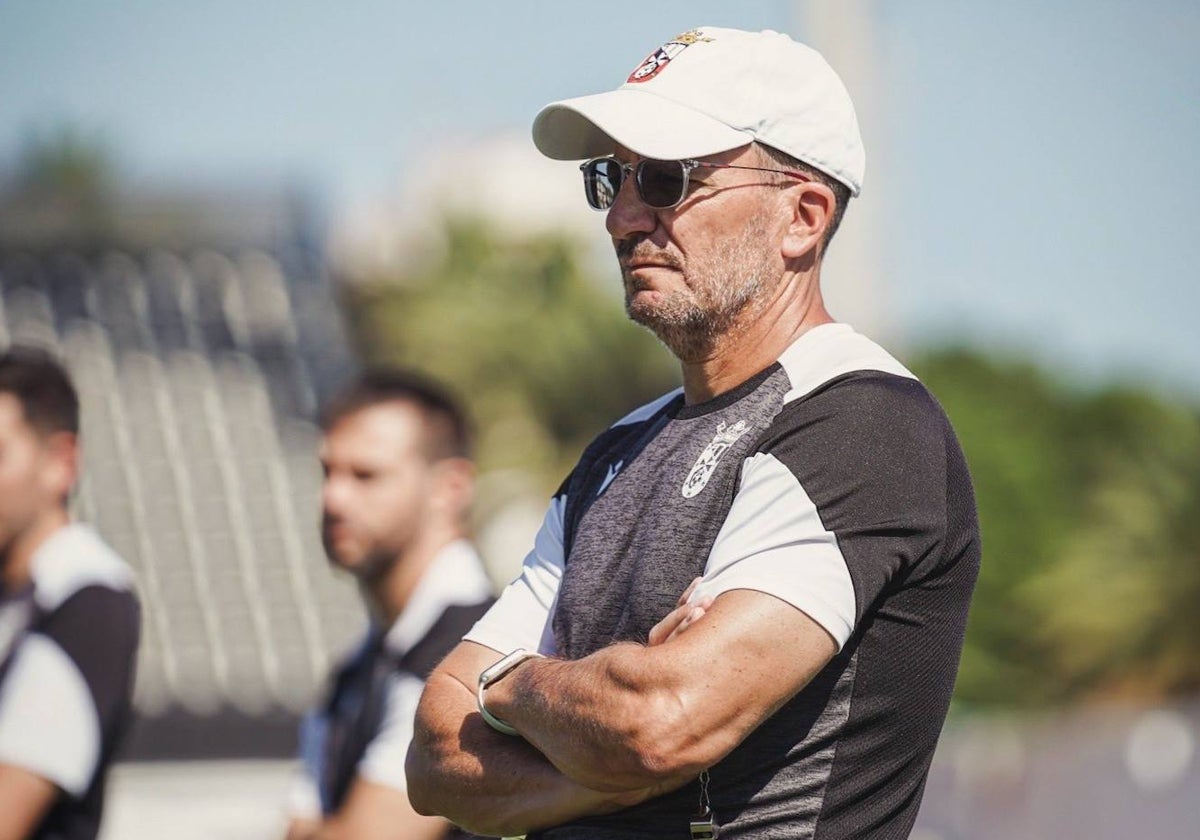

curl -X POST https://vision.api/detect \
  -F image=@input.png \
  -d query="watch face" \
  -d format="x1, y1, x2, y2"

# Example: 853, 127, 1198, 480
480, 650, 528, 686
480, 649, 541, 688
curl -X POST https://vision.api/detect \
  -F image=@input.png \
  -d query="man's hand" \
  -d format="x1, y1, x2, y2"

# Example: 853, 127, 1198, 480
647, 577, 712, 646
406, 642, 668, 837
285, 779, 450, 840
283, 816, 321, 840
485, 588, 838, 792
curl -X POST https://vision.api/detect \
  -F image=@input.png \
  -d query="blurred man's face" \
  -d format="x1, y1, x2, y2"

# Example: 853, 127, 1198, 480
319, 402, 436, 580
0, 394, 68, 559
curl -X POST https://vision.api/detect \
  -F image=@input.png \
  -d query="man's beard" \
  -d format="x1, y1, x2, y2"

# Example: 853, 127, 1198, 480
322, 520, 399, 583
619, 212, 778, 362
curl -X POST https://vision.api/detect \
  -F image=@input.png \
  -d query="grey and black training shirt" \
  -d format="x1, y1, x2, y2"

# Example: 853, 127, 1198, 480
466, 322, 980, 839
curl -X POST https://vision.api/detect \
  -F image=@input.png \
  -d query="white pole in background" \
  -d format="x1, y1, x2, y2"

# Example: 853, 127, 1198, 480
794, 0, 891, 344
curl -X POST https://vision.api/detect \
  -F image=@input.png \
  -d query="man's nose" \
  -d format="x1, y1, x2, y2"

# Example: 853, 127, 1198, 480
321, 476, 349, 515
605, 173, 657, 241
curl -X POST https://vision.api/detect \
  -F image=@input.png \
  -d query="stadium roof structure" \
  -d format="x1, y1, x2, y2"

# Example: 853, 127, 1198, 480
1, 187, 362, 758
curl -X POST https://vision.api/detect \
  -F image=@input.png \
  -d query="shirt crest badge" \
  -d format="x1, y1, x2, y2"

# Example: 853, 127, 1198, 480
681, 419, 749, 498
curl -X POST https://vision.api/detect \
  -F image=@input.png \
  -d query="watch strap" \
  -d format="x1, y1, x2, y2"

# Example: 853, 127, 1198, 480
477, 649, 544, 736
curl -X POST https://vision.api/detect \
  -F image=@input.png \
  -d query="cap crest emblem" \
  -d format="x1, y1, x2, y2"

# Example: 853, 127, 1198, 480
627, 29, 714, 84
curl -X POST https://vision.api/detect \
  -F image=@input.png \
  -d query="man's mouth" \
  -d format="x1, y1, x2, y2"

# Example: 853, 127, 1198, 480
616, 238, 681, 273
323, 519, 353, 541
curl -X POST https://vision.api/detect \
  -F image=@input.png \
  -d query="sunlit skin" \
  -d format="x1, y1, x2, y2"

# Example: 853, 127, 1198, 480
606, 143, 839, 403
0, 393, 75, 595
318, 400, 472, 628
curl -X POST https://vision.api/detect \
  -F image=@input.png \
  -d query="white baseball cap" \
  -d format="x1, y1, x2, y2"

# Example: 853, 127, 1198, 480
532, 26, 865, 196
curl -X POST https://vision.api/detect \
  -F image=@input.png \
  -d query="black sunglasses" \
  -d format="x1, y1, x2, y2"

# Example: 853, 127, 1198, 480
580, 156, 809, 211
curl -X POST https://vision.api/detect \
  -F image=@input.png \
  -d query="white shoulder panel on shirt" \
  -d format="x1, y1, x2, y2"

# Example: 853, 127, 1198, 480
384, 540, 492, 655
695, 451, 857, 649
0, 633, 101, 796
778, 323, 917, 406
463, 494, 565, 657
29, 524, 134, 612
612, 387, 684, 428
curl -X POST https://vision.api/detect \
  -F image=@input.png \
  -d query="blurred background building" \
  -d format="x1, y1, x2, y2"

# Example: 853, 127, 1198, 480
1, 1, 1197, 838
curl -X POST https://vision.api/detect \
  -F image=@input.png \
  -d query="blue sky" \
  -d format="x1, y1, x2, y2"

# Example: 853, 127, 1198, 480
2, 1, 1197, 397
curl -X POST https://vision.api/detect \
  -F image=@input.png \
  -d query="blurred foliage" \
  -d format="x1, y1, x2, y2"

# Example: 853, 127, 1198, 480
4, 125, 117, 240
14, 125, 116, 200
914, 349, 1200, 709
344, 219, 1199, 710
341, 218, 679, 488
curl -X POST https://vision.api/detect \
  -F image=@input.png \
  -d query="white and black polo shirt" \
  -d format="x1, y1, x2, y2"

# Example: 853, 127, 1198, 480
0, 524, 141, 840
466, 323, 981, 839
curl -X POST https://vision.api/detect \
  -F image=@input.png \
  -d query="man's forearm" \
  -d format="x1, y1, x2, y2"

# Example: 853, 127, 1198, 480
0, 764, 60, 840
483, 643, 707, 792
407, 670, 654, 837
476, 589, 837, 804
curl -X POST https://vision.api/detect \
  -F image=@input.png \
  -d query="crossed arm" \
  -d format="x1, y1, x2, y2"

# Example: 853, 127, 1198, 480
0, 764, 58, 840
405, 586, 838, 836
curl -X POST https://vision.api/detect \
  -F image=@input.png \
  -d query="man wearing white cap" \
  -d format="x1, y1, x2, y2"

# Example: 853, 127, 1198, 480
407, 27, 980, 839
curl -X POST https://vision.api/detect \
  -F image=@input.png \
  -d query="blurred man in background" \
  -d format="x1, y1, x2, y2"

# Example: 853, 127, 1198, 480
284, 370, 493, 840
0, 346, 141, 840
407, 26, 980, 839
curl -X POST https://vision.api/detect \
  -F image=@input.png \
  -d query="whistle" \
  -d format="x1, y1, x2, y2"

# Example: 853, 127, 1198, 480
689, 812, 718, 839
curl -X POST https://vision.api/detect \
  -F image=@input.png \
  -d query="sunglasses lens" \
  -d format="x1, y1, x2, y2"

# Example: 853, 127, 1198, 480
637, 160, 688, 209
583, 158, 622, 210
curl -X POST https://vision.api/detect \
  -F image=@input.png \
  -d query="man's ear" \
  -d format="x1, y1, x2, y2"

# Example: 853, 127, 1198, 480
430, 457, 476, 519
781, 182, 836, 261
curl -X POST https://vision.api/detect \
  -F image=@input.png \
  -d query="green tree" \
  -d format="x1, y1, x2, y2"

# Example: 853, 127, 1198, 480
1025, 387, 1200, 700
4, 124, 118, 242
15, 124, 115, 200
914, 348, 1200, 708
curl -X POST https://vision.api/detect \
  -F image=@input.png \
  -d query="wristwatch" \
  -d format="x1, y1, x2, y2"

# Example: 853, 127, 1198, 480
477, 648, 544, 736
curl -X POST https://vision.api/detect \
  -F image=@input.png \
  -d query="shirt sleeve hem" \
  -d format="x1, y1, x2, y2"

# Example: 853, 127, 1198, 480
695, 571, 854, 650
